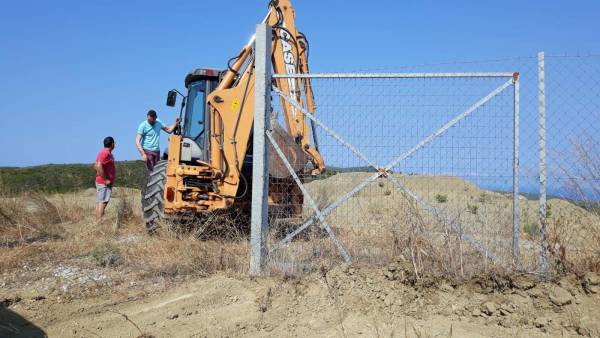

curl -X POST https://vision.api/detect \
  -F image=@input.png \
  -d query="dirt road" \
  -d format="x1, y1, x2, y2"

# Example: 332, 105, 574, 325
3, 264, 600, 338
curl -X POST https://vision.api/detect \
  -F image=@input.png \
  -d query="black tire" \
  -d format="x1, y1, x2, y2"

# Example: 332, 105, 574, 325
142, 160, 167, 233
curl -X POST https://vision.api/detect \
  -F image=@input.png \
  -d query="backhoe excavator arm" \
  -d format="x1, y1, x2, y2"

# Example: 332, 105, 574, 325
206, 0, 324, 200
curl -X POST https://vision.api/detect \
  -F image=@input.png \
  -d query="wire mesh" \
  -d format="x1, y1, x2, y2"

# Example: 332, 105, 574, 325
264, 74, 517, 278
541, 55, 600, 274
256, 53, 600, 278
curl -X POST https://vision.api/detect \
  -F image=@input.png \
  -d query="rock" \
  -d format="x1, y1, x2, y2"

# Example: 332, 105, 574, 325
439, 283, 453, 293
511, 275, 537, 290
481, 301, 497, 315
577, 326, 590, 337
578, 317, 600, 337
499, 303, 515, 314
583, 272, 600, 294
167, 314, 179, 320
549, 286, 572, 306
384, 295, 394, 306
527, 287, 545, 298
534, 316, 549, 328
498, 317, 514, 328
584, 272, 600, 285
587, 286, 600, 294
472, 308, 482, 317
341, 264, 350, 274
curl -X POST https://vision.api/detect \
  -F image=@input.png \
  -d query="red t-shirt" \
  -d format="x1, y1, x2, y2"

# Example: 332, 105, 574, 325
95, 148, 116, 185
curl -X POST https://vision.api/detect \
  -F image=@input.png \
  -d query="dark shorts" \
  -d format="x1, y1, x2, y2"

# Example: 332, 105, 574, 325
144, 150, 160, 172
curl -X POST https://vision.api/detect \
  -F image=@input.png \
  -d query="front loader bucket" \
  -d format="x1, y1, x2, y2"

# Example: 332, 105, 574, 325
268, 118, 308, 178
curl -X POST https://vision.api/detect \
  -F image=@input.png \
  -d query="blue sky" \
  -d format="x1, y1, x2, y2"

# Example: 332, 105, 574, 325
1, 0, 599, 167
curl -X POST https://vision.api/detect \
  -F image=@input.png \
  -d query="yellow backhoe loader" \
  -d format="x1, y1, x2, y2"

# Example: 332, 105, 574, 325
142, 0, 324, 232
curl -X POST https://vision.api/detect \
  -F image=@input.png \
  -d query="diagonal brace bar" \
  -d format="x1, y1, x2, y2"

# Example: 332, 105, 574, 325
270, 171, 380, 252
384, 174, 498, 262
383, 78, 514, 171
266, 131, 352, 263
271, 77, 514, 263
273, 87, 379, 169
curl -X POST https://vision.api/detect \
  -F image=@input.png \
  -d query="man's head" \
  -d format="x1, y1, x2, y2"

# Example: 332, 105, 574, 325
104, 136, 115, 150
147, 110, 158, 125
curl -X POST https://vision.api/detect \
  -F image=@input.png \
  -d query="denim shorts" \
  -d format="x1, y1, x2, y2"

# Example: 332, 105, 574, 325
96, 184, 113, 203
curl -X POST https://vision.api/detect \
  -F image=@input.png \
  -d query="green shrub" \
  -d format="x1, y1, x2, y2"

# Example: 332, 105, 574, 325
435, 194, 448, 203
91, 244, 122, 267
524, 222, 538, 237
0, 161, 146, 196
467, 204, 478, 215
383, 189, 392, 196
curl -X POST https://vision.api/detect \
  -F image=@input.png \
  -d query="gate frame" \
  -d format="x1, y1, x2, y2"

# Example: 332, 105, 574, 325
250, 24, 521, 274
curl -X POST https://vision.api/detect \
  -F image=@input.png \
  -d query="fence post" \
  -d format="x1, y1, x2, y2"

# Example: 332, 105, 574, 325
249, 23, 272, 275
538, 51, 548, 274
512, 72, 521, 266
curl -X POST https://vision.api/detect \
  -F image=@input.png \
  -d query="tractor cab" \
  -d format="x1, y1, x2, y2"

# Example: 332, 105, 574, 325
166, 68, 223, 164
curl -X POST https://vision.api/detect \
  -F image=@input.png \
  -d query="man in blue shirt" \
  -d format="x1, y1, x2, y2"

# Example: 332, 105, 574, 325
135, 110, 179, 172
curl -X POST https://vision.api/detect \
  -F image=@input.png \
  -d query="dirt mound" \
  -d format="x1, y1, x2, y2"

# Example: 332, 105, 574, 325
3, 266, 600, 337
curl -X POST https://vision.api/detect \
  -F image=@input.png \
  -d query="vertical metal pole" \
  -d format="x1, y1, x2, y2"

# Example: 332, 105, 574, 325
249, 23, 272, 275
538, 52, 548, 274
512, 73, 521, 266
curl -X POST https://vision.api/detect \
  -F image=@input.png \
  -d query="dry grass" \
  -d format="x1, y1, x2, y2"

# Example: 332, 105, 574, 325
2, 171, 600, 285
0, 188, 249, 280
266, 172, 600, 279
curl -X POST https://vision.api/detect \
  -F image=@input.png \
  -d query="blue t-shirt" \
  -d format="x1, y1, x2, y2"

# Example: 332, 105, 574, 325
137, 119, 164, 152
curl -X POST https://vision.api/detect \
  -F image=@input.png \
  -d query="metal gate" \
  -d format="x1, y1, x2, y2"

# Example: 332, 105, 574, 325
250, 24, 521, 276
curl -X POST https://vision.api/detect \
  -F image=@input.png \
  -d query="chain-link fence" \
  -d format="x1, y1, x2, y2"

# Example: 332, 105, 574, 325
249, 24, 600, 278
265, 72, 519, 279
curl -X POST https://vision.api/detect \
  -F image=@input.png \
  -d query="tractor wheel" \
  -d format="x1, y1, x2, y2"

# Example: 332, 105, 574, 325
142, 160, 168, 233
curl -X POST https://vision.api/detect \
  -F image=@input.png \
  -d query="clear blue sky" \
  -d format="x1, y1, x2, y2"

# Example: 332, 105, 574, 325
1, 0, 598, 167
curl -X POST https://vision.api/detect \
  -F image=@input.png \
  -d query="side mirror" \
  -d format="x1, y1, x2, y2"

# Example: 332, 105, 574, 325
166, 90, 177, 107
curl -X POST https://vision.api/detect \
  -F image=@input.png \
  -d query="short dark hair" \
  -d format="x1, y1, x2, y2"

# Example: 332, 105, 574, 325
104, 136, 115, 148
147, 110, 157, 118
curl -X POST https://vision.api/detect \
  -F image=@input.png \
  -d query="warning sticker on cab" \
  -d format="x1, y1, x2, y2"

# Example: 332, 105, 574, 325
231, 99, 240, 112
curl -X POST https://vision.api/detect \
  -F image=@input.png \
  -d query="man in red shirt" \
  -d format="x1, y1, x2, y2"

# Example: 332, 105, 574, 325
95, 136, 116, 220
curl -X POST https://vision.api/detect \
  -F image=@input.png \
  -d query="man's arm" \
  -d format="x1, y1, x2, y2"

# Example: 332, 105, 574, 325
162, 118, 181, 134
95, 161, 111, 185
135, 134, 147, 161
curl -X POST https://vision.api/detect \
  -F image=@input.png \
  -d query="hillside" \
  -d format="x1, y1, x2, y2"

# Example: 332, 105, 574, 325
0, 161, 145, 195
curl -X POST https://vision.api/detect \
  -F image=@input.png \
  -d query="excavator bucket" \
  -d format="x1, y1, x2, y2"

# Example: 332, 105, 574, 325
268, 117, 308, 178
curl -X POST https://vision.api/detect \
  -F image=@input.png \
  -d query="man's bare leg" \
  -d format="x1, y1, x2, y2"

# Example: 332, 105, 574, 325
96, 202, 108, 220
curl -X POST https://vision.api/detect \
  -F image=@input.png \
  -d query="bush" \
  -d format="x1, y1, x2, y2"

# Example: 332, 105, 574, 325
435, 194, 448, 203
467, 204, 478, 215
478, 192, 490, 204
0, 161, 146, 196
524, 222, 538, 238
91, 244, 122, 267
